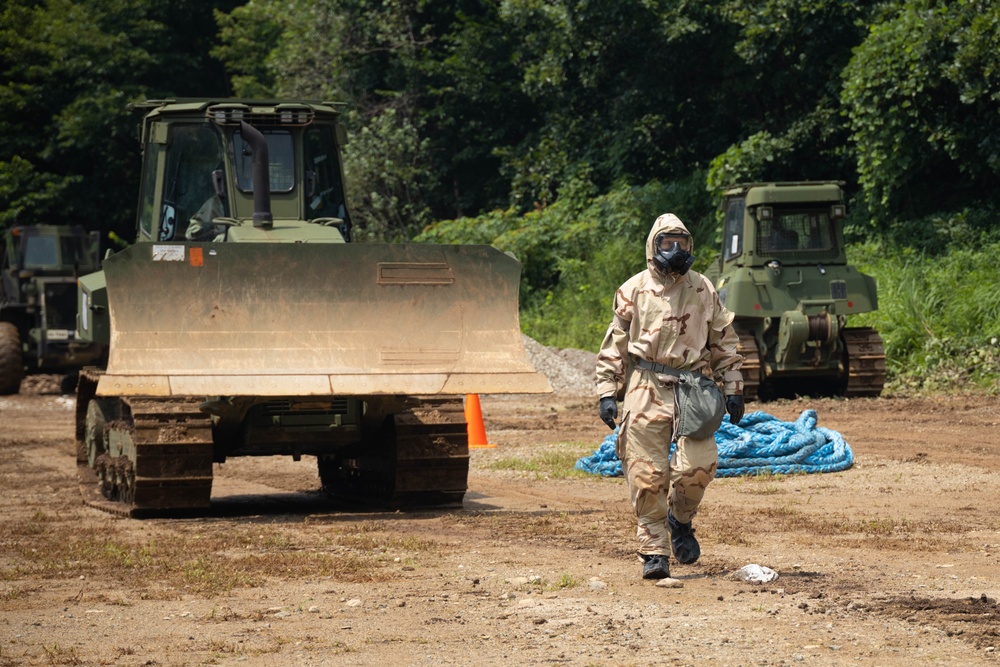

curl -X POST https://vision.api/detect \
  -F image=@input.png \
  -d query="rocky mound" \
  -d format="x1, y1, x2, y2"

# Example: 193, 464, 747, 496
520, 334, 596, 396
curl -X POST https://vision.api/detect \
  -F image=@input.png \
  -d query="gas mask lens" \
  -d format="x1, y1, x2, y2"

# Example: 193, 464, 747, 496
657, 232, 690, 252
653, 232, 694, 275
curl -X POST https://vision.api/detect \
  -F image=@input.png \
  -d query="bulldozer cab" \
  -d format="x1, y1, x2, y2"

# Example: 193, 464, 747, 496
717, 181, 848, 271
134, 101, 351, 244
2, 225, 101, 316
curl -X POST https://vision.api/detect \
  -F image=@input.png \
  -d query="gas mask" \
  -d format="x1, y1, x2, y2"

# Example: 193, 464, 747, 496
653, 233, 694, 275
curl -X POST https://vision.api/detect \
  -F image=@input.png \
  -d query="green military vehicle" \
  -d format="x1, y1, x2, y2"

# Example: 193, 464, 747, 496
704, 181, 885, 400
75, 98, 550, 515
0, 225, 106, 394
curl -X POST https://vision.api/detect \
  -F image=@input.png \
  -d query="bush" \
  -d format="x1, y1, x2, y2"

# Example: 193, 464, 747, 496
849, 241, 1000, 393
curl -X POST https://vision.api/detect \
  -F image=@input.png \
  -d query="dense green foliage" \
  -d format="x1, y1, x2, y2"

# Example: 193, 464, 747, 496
0, 0, 997, 390
850, 242, 1000, 393
0, 0, 240, 240
842, 1, 1000, 226
6, 0, 1000, 240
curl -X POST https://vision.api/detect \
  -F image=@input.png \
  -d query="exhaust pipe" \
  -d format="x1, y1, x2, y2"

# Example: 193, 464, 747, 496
239, 121, 273, 229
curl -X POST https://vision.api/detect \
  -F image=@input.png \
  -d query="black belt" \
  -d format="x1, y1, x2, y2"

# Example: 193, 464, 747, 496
631, 356, 681, 378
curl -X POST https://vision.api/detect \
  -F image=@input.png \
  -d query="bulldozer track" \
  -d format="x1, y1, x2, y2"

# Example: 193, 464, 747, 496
0, 322, 24, 395
736, 332, 762, 401
320, 396, 469, 509
77, 374, 214, 517
842, 327, 886, 397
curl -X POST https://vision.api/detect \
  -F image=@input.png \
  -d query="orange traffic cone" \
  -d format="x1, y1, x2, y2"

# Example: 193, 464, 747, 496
465, 394, 495, 449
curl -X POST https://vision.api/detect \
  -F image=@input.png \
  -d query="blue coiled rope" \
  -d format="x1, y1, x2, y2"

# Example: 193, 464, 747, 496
575, 409, 854, 477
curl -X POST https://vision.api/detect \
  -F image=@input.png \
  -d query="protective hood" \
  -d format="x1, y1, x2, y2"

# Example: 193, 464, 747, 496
646, 213, 694, 277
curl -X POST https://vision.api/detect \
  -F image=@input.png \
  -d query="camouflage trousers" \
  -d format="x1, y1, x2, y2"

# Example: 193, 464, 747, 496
616, 366, 718, 556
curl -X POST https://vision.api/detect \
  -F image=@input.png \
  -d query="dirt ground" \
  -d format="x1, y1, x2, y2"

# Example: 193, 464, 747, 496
1, 380, 999, 666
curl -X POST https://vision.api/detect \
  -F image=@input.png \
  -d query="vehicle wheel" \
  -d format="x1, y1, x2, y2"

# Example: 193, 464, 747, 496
0, 322, 25, 395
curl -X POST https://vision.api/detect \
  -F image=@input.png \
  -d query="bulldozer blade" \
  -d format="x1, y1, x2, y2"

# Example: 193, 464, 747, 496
96, 242, 552, 397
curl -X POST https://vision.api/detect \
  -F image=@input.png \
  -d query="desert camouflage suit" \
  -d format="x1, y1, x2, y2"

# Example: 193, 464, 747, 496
595, 214, 744, 557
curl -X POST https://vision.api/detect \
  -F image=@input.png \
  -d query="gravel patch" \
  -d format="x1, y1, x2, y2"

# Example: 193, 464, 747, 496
520, 334, 597, 397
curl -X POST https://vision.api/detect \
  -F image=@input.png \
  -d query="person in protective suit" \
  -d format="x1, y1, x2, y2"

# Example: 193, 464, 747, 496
595, 213, 744, 580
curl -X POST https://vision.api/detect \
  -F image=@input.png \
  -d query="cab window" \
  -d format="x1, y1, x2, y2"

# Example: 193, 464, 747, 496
232, 129, 295, 193
758, 210, 837, 254
138, 142, 162, 240
23, 236, 58, 267
59, 235, 94, 269
157, 124, 227, 241
304, 125, 349, 221
723, 198, 745, 261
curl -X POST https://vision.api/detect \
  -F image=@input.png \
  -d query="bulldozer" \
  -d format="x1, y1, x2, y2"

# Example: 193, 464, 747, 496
704, 181, 885, 401
74, 98, 551, 516
0, 224, 106, 394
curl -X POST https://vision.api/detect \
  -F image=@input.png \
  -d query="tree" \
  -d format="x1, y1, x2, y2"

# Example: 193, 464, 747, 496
494, 0, 745, 208
213, 1, 534, 233
0, 0, 238, 238
707, 0, 878, 192
212, 1, 762, 229
842, 1, 1000, 226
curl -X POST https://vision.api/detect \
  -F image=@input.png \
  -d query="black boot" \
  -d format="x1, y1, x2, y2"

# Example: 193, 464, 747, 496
668, 511, 700, 564
641, 554, 670, 579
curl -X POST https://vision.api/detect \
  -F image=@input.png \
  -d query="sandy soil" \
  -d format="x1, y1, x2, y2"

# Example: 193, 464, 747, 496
1, 383, 998, 666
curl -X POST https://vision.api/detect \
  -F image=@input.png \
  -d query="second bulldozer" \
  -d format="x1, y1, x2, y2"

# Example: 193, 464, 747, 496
75, 98, 550, 515
704, 181, 885, 400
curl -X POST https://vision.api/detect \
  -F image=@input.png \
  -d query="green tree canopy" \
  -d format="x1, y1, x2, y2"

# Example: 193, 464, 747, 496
4, 0, 1000, 247
842, 1, 1000, 228
0, 0, 238, 238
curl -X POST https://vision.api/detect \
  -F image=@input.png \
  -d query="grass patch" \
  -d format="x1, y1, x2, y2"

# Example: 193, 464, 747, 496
181, 555, 261, 595
0, 584, 41, 602
333, 522, 438, 555
707, 505, 973, 553
713, 522, 754, 547
852, 517, 905, 536
848, 241, 1000, 395
549, 572, 579, 590
41, 644, 82, 666
176, 543, 398, 595
486, 446, 595, 479
741, 484, 784, 496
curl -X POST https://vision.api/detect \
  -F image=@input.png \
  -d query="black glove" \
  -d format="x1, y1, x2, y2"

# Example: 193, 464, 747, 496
599, 396, 618, 430
726, 394, 744, 426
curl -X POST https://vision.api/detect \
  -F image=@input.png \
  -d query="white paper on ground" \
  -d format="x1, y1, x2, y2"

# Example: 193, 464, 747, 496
732, 564, 779, 583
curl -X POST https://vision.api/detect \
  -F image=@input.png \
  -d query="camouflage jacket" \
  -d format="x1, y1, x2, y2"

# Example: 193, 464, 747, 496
595, 214, 744, 398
